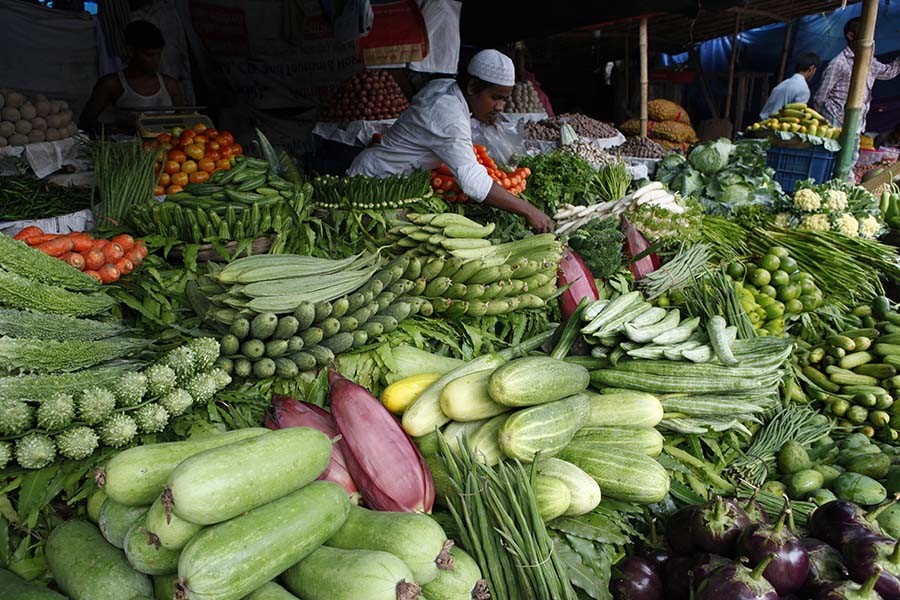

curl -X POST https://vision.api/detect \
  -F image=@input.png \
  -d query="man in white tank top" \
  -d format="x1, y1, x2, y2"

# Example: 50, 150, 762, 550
79, 20, 183, 136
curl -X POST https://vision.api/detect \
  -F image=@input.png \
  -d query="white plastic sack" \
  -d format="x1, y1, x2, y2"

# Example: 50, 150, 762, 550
471, 118, 524, 165
0, 209, 94, 237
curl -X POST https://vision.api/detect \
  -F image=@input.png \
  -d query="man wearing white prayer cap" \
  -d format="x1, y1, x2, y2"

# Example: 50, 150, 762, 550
348, 50, 552, 232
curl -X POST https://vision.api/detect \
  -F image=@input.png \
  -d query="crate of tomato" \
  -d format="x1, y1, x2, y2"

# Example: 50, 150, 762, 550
145, 124, 243, 196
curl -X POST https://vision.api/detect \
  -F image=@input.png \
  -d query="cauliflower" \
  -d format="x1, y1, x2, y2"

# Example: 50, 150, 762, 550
835, 213, 859, 237
774, 213, 792, 228
799, 214, 830, 231
860, 214, 882, 239
794, 188, 822, 212
824, 189, 848, 212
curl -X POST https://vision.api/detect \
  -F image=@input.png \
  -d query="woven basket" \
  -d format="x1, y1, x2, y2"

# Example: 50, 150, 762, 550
169, 236, 274, 263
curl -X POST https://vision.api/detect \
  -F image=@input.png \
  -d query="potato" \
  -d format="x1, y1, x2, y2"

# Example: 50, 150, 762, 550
46, 113, 61, 129
28, 130, 45, 144
59, 100, 70, 112
5, 91, 25, 109
0, 136, 7, 147
0, 121, 13, 137
64, 122, 78, 137
14, 120, 32, 135
35, 97, 50, 117
31, 116, 47, 131
19, 101, 36, 121
45, 128, 61, 141
49, 100, 61, 114
8, 133, 29, 146
57, 110, 72, 127
1, 107, 20, 122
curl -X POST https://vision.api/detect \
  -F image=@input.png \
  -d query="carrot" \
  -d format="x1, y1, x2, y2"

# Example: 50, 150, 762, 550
83, 269, 103, 284
83, 249, 105, 271
115, 257, 134, 275
27, 233, 60, 245
14, 226, 43, 241
62, 252, 86, 271
102, 243, 124, 263
99, 263, 120, 284
135, 240, 149, 258
36, 237, 74, 257
70, 233, 94, 253
111, 234, 135, 252
124, 248, 143, 268
91, 239, 109, 251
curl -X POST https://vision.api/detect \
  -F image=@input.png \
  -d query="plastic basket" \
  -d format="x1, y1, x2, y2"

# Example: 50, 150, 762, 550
765, 145, 837, 193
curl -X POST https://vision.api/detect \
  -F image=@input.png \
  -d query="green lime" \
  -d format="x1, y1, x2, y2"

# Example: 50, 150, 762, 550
798, 295, 817, 311
760, 285, 777, 298
760, 254, 782, 272
786, 298, 805, 314
765, 301, 785, 319
756, 294, 775, 307
727, 261, 747, 280
780, 256, 799, 273
741, 300, 758, 314
769, 246, 791, 259
759, 328, 770, 336
747, 311, 761, 324
656, 295, 670, 307
764, 317, 785, 331
772, 270, 791, 287
751, 268, 772, 287
801, 279, 818, 295
777, 283, 801, 302
670, 290, 686, 305
812, 290, 824, 308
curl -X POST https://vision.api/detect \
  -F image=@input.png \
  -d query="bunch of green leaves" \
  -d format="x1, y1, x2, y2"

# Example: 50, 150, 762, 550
680, 266, 756, 338
626, 196, 705, 255
567, 218, 624, 279
700, 215, 750, 260
518, 151, 606, 212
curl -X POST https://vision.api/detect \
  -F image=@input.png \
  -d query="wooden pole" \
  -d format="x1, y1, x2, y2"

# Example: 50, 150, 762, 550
725, 14, 741, 119
624, 33, 630, 113
834, 0, 879, 179
690, 46, 719, 118
639, 17, 648, 138
777, 21, 795, 82
514, 40, 526, 81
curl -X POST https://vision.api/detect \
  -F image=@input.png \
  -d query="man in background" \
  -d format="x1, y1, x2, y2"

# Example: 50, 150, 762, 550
759, 53, 819, 119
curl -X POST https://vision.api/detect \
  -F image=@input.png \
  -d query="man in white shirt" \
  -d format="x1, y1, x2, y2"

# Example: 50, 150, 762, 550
759, 53, 819, 119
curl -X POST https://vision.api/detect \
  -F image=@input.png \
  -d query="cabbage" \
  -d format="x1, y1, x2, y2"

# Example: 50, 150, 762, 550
688, 138, 733, 174
672, 169, 705, 197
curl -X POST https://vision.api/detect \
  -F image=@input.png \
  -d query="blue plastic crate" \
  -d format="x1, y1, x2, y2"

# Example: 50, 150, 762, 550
765, 145, 837, 193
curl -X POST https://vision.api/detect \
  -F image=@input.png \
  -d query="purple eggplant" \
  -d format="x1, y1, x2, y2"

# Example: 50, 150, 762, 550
802, 537, 849, 592
843, 535, 900, 599
692, 554, 732, 582
695, 554, 780, 600
609, 556, 663, 600
667, 505, 698, 555
691, 497, 751, 556
663, 555, 696, 600
816, 566, 884, 600
738, 491, 771, 525
637, 518, 671, 568
808, 501, 881, 549
736, 503, 810, 594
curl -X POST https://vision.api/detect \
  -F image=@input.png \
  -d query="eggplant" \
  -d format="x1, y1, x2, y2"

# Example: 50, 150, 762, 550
695, 554, 779, 600
736, 503, 809, 594
808, 501, 881, 549
842, 535, 900, 599
637, 518, 671, 568
802, 537, 849, 592
667, 505, 698, 555
691, 497, 751, 555
609, 556, 663, 600
816, 566, 884, 600
663, 555, 696, 600
738, 491, 771, 525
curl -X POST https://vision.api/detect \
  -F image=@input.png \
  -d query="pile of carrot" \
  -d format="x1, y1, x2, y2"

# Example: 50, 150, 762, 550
430, 144, 531, 202
13, 227, 148, 284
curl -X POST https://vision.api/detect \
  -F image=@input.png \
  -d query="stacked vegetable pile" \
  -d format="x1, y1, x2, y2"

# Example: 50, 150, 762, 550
312, 170, 432, 210
620, 99, 698, 151
773, 180, 884, 239
525, 113, 620, 141
748, 102, 842, 140
320, 70, 409, 122
130, 156, 309, 245
430, 144, 531, 201
504, 80, 543, 113
559, 139, 616, 168
0, 89, 77, 146
13, 228, 148, 285
618, 136, 670, 159
148, 124, 242, 195
518, 149, 632, 214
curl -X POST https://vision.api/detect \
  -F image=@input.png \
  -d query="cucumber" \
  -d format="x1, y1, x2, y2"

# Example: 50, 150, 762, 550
488, 356, 589, 407
241, 339, 265, 359
87, 488, 107, 523
290, 352, 316, 371
318, 317, 340, 337
571, 426, 664, 457
177, 481, 350, 600
536, 475, 571, 521
498, 393, 591, 461
168, 428, 331, 525
234, 358, 252, 378
282, 546, 420, 600
123, 520, 180, 575
313, 301, 332, 322
250, 313, 279, 340
252, 357, 277, 378
808, 488, 838, 506
274, 357, 300, 379
245, 582, 301, 599
272, 316, 300, 340
229, 318, 250, 340
439, 368, 509, 422
0, 568, 66, 599
306, 345, 335, 366
300, 327, 324, 347
421, 547, 486, 600
320, 332, 354, 355
326, 505, 450, 584
265, 339, 289, 358
854, 363, 897, 379
468, 413, 510, 467
585, 392, 664, 428
144, 496, 203, 551
287, 336, 304, 352
535, 457, 602, 516
102, 429, 268, 506
833, 472, 887, 505
46, 521, 153, 600
98, 498, 149, 549
442, 419, 487, 454
557, 443, 669, 504
219, 334, 240, 356
292, 303, 316, 330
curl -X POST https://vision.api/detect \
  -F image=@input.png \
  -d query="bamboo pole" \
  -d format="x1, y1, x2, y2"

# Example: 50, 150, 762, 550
834, 0, 879, 179
639, 17, 648, 138
624, 33, 630, 113
725, 14, 741, 119
777, 21, 795, 82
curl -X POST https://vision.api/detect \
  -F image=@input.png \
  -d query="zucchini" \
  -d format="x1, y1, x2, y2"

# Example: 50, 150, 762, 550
586, 392, 664, 427
0, 568, 66, 599
421, 547, 487, 600
45, 520, 153, 600
144, 496, 203, 551
498, 394, 591, 461
177, 481, 350, 600
439, 368, 509, 422
103, 429, 269, 505
168, 428, 332, 525
488, 356, 590, 407
245, 582, 300, 599
326, 506, 450, 584
123, 520, 180, 575
98, 498, 149, 549
535, 475, 571, 521
558, 443, 669, 504
536, 457, 602, 516
283, 546, 421, 600
571, 426, 664, 457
